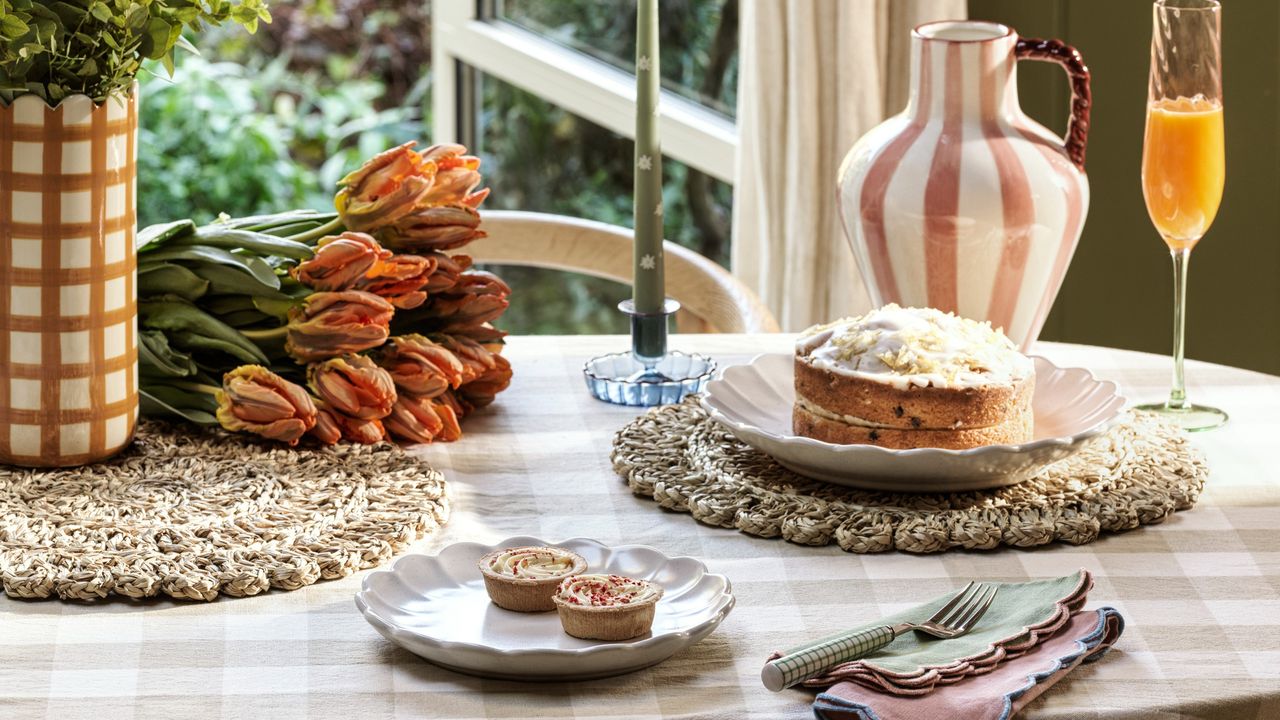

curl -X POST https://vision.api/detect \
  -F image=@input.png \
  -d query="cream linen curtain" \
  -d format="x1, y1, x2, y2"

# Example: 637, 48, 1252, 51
732, 0, 966, 331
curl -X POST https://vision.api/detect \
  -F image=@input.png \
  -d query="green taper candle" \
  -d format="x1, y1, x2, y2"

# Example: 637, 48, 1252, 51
633, 0, 664, 314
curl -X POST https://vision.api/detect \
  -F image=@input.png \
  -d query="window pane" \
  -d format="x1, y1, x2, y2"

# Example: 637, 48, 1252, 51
478, 71, 733, 335
496, 0, 738, 118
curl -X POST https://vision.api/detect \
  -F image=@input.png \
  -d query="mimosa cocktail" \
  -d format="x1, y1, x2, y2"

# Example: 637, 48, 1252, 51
1142, 96, 1224, 250
1135, 0, 1227, 431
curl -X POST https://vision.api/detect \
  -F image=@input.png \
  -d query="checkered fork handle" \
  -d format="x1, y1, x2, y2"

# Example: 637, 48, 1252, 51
0, 88, 139, 467
762, 624, 897, 692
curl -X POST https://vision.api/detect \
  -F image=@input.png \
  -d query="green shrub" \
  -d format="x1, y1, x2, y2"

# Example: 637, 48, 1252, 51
137, 50, 426, 226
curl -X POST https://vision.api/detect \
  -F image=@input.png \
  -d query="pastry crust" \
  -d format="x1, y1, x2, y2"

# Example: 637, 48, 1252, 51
479, 547, 587, 613
793, 402, 1033, 449
794, 354, 1033, 430
552, 575, 664, 641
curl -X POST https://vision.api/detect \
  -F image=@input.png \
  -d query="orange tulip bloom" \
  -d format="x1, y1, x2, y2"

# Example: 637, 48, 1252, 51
423, 253, 472, 294
292, 232, 391, 291
378, 334, 466, 398
334, 414, 387, 444
435, 334, 500, 383
420, 271, 511, 330
336, 142, 437, 231
310, 400, 344, 445
419, 144, 489, 208
216, 365, 317, 445
356, 254, 437, 310
461, 353, 513, 409
285, 290, 395, 364
385, 393, 462, 444
308, 354, 397, 420
314, 397, 386, 444
378, 205, 486, 253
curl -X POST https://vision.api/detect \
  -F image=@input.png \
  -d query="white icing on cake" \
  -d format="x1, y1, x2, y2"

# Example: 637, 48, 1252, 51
486, 547, 579, 579
555, 574, 661, 607
797, 305, 1032, 390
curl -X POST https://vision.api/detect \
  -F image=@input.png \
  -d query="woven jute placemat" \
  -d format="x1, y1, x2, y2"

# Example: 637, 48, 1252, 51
0, 421, 448, 602
612, 397, 1208, 553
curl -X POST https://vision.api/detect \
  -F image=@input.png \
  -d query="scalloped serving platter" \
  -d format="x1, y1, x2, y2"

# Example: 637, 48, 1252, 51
700, 354, 1125, 492
355, 536, 735, 681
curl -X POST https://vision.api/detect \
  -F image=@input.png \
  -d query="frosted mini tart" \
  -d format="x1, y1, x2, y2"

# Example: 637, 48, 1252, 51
794, 305, 1034, 449
553, 574, 665, 641
479, 546, 588, 612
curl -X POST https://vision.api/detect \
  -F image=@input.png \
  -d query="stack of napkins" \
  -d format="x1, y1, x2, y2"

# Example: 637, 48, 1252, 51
771, 570, 1124, 720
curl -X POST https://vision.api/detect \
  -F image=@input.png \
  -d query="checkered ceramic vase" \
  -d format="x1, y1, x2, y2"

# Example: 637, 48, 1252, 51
0, 89, 139, 467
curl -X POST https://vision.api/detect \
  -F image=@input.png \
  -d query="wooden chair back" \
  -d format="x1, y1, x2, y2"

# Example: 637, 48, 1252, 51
470, 210, 780, 333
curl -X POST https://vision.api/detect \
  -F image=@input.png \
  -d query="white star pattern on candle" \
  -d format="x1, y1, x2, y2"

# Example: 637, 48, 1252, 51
640, 254, 656, 270
654, 202, 664, 216
638, 155, 652, 171
637, 55, 652, 72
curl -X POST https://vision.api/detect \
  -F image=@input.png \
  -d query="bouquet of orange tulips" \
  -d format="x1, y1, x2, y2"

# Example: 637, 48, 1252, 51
137, 142, 512, 446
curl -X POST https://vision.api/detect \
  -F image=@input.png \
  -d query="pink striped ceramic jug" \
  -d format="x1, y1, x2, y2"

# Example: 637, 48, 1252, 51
837, 20, 1091, 349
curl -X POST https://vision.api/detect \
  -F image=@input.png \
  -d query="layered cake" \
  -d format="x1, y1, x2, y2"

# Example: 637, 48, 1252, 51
793, 305, 1034, 449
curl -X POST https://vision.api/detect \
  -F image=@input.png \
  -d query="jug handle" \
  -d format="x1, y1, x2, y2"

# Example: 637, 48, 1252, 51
1015, 38, 1091, 172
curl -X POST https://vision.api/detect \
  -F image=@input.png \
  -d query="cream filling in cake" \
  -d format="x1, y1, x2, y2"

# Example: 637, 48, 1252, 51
798, 304, 1032, 389
486, 547, 578, 579
555, 574, 661, 607
794, 398, 900, 429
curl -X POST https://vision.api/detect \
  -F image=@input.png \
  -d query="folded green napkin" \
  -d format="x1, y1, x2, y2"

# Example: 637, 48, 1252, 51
775, 570, 1090, 692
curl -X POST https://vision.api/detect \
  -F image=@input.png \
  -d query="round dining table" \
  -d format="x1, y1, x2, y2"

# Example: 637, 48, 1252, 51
2, 334, 1277, 719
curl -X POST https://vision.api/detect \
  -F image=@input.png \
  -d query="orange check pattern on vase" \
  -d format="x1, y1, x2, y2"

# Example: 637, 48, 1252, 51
0, 89, 139, 467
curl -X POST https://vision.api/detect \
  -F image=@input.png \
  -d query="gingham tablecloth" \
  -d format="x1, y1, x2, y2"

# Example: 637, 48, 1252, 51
2, 335, 1278, 720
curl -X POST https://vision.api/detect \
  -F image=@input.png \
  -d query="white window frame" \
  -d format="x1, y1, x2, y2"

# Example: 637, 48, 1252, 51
432, 1, 738, 184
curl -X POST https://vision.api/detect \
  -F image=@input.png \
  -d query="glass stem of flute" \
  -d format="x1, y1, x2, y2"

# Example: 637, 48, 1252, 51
1167, 246, 1191, 410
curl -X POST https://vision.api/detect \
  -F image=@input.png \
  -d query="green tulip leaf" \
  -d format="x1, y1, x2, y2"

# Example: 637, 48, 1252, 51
139, 329, 198, 378
139, 298, 269, 364
168, 329, 266, 365
138, 262, 209, 301
211, 209, 332, 232
142, 245, 280, 289
137, 219, 197, 252
252, 296, 299, 321
203, 295, 260, 315
179, 226, 315, 260
220, 309, 274, 328
190, 262, 290, 299
140, 387, 218, 426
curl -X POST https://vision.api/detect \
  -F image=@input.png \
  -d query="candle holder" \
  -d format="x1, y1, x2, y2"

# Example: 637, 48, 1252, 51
583, 299, 716, 407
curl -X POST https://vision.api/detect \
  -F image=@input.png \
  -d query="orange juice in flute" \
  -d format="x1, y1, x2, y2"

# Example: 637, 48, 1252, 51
1141, 95, 1224, 251
1135, 0, 1227, 430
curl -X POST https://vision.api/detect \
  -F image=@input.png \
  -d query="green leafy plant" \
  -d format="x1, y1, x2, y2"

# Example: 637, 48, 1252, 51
0, 0, 271, 103
137, 50, 425, 227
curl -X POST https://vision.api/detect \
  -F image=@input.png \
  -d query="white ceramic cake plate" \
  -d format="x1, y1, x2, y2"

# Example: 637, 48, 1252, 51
700, 354, 1125, 492
355, 536, 735, 681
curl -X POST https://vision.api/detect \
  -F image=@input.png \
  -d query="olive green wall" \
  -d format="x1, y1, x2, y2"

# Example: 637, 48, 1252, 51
967, 0, 1279, 375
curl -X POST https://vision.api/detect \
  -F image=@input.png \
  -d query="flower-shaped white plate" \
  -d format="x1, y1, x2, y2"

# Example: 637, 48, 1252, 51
700, 354, 1125, 492
355, 536, 734, 681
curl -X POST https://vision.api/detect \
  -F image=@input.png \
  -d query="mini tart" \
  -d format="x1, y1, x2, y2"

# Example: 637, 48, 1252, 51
479, 546, 587, 612
553, 574, 664, 641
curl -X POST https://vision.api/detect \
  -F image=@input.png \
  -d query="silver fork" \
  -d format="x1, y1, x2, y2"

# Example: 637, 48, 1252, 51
762, 581, 1000, 692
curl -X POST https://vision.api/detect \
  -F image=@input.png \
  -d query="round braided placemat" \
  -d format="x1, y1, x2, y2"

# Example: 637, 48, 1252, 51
613, 397, 1208, 553
0, 421, 448, 602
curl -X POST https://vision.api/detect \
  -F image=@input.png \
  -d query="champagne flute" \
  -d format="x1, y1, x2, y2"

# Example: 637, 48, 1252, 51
1136, 0, 1227, 430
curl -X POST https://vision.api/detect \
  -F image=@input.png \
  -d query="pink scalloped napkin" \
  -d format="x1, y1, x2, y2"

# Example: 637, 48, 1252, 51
811, 607, 1124, 720
778, 570, 1096, 695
